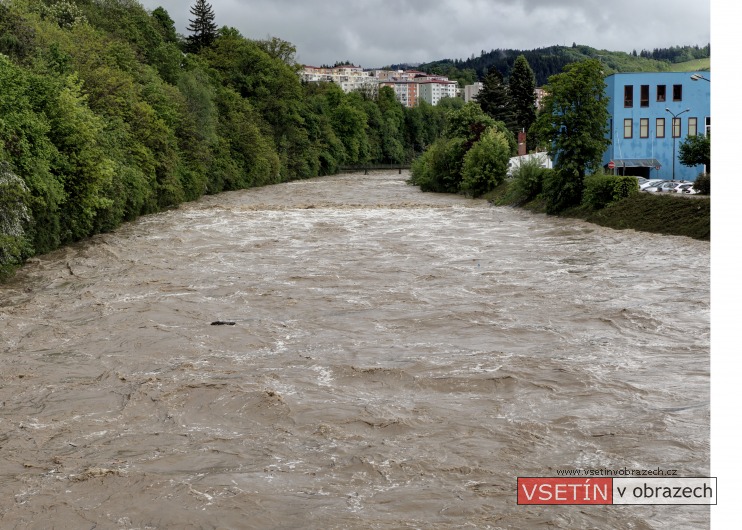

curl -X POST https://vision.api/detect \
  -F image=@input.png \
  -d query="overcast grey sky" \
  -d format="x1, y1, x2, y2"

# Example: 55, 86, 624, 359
138, 0, 711, 68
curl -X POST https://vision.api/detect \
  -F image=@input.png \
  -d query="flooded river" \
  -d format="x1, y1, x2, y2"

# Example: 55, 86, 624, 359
0, 171, 710, 528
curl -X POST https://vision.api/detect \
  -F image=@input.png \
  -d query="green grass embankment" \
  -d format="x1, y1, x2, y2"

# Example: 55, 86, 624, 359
483, 183, 710, 241
672, 58, 711, 72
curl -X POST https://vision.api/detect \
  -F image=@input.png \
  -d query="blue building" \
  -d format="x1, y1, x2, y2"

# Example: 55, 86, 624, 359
603, 72, 710, 181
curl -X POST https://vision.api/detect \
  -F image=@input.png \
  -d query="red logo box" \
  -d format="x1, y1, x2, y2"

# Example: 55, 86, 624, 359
518, 477, 613, 505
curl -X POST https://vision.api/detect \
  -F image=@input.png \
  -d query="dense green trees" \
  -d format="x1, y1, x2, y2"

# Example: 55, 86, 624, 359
151, 6, 178, 43
460, 127, 511, 196
376, 87, 407, 163
0, 0, 451, 280
532, 59, 610, 211
410, 103, 516, 196
0, 52, 63, 254
0, 2, 36, 60
679, 134, 710, 173
410, 137, 468, 194
475, 56, 536, 144
678, 133, 710, 196
0, 161, 33, 281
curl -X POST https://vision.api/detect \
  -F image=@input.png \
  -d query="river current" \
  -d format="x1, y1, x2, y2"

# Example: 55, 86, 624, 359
0, 171, 710, 528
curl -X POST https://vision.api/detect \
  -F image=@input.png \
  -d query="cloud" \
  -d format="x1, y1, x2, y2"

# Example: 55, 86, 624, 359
139, 0, 710, 67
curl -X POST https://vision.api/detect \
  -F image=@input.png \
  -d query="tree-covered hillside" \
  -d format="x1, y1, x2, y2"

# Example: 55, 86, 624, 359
421, 43, 710, 85
0, 0, 451, 280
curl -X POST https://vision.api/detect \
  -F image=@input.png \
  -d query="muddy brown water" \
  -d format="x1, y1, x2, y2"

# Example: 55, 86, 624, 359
0, 171, 709, 529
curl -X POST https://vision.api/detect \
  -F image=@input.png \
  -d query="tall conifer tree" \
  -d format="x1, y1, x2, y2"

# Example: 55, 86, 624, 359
508, 55, 537, 144
475, 69, 516, 132
186, 0, 217, 53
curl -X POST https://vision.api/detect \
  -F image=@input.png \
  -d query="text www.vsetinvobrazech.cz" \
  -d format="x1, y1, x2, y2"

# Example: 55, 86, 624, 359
555, 467, 678, 477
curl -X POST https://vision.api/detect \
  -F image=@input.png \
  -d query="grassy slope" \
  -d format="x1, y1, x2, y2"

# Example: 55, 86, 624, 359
565, 194, 710, 240
484, 184, 710, 241
671, 58, 711, 71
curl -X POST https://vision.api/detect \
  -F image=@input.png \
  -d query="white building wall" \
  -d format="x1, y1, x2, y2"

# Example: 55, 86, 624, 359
507, 153, 553, 177
301, 67, 459, 104
418, 81, 458, 105
464, 82, 483, 103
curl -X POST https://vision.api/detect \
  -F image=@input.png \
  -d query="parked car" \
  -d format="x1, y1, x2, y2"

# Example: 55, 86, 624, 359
644, 180, 693, 193
634, 177, 649, 187
647, 181, 687, 193
677, 183, 700, 194
641, 179, 666, 192
673, 182, 696, 194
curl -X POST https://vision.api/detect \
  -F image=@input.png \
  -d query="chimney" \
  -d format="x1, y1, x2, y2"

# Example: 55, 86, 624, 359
517, 130, 527, 156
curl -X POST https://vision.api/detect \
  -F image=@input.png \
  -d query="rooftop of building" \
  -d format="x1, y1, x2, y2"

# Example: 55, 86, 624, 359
604, 70, 710, 78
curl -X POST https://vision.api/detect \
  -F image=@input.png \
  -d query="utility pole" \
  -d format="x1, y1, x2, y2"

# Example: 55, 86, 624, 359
665, 108, 690, 181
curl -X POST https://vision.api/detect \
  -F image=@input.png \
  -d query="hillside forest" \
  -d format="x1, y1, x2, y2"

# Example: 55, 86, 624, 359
419, 43, 710, 87
0, 0, 457, 280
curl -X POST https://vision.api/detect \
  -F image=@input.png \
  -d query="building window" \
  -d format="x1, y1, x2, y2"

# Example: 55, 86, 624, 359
657, 85, 666, 102
673, 84, 682, 101
640, 85, 649, 107
656, 118, 665, 138
705, 116, 711, 135
624, 118, 633, 138
624, 85, 633, 107
688, 117, 698, 136
640, 118, 649, 138
672, 117, 681, 138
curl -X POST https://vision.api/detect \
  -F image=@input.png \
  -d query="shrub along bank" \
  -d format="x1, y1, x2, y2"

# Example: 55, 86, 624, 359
485, 177, 710, 241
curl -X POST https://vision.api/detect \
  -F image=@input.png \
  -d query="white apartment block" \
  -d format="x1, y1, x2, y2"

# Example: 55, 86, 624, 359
299, 66, 545, 110
379, 81, 419, 107
300, 64, 376, 94
369, 69, 426, 82
300, 65, 459, 107
534, 87, 547, 110
464, 82, 483, 103
417, 80, 458, 106
370, 69, 397, 82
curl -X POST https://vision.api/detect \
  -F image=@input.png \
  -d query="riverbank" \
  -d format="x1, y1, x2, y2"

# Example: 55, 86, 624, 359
483, 183, 710, 241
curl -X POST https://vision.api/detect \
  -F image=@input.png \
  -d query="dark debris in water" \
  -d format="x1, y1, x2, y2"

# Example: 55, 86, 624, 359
210, 321, 236, 326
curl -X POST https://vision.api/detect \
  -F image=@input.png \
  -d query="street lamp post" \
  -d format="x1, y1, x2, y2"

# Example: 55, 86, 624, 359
665, 107, 690, 181
690, 73, 710, 82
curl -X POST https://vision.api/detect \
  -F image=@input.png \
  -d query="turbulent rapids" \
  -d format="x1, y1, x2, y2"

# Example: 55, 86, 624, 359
0, 171, 709, 529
